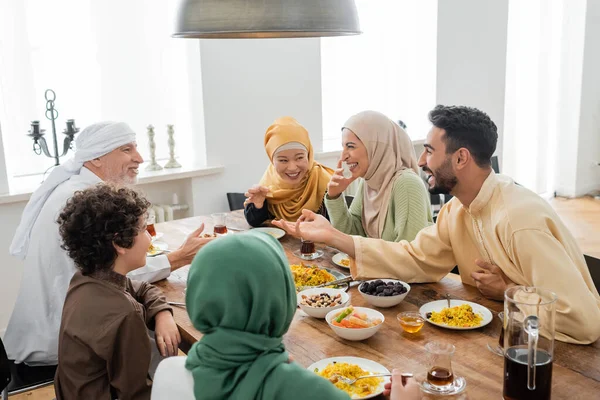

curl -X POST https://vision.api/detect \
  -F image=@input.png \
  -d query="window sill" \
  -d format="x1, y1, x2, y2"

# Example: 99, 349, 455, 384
0, 162, 224, 205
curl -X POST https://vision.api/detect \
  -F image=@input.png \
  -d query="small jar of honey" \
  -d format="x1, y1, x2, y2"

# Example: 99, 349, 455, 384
397, 311, 425, 333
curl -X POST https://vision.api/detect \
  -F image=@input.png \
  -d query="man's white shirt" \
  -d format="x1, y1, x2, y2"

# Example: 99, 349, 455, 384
3, 167, 171, 365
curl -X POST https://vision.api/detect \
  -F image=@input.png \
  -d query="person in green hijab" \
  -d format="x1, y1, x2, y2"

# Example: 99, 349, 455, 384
150, 231, 350, 400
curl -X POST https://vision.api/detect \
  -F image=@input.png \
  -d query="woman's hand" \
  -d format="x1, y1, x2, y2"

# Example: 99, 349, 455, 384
327, 160, 357, 199
154, 310, 181, 357
244, 185, 270, 209
272, 210, 334, 244
383, 370, 420, 400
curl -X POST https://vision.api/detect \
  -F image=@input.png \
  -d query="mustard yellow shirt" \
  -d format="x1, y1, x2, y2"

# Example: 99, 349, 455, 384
351, 172, 600, 344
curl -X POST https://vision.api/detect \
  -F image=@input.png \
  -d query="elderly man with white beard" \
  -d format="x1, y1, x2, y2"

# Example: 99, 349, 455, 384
5, 122, 211, 366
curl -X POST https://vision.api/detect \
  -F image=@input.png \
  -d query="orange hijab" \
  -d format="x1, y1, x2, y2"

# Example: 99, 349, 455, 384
259, 117, 333, 221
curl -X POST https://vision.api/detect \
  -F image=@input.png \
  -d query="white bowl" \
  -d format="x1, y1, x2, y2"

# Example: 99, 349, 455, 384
358, 279, 411, 308
325, 306, 384, 341
297, 288, 350, 319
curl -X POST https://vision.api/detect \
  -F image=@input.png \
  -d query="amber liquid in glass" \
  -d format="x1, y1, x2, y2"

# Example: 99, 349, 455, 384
427, 367, 454, 386
399, 316, 425, 333
301, 240, 315, 255
146, 223, 156, 237
214, 225, 228, 234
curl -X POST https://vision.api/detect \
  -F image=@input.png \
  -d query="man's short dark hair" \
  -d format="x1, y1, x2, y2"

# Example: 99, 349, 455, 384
57, 184, 150, 274
428, 105, 498, 167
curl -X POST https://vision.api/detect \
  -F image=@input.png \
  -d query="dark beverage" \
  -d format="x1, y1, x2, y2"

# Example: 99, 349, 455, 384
146, 223, 156, 237
503, 347, 552, 400
301, 240, 315, 255
499, 325, 504, 348
427, 366, 454, 386
214, 225, 228, 234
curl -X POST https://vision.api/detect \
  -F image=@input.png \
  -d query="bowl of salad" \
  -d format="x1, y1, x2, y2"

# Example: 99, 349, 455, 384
325, 306, 384, 341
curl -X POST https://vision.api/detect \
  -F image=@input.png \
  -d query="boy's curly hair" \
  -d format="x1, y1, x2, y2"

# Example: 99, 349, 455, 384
57, 184, 151, 274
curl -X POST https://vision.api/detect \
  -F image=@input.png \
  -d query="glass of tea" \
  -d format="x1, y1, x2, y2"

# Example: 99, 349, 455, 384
146, 214, 156, 237
397, 311, 425, 334
425, 341, 455, 388
420, 341, 467, 395
487, 311, 505, 356
211, 213, 228, 235
293, 238, 324, 260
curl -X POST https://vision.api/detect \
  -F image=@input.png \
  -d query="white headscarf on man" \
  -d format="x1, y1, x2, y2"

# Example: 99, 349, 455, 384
10, 122, 136, 259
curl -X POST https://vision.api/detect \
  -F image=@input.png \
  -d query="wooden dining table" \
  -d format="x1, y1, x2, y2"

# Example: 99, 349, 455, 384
153, 210, 600, 399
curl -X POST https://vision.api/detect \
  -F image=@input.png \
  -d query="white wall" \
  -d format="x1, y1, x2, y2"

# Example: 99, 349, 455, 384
190, 38, 324, 215
436, 0, 509, 161
0, 124, 7, 194
576, 0, 600, 196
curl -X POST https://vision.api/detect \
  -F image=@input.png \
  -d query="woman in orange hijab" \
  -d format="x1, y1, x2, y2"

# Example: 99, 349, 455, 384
244, 117, 333, 227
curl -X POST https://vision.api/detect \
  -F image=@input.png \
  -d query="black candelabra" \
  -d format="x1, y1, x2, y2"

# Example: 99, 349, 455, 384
26, 89, 79, 166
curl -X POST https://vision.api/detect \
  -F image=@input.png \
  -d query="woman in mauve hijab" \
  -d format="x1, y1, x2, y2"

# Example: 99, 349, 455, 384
325, 111, 432, 242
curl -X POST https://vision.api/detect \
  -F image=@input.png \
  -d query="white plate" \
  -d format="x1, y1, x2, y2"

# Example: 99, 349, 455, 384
151, 232, 164, 242
332, 252, 350, 270
308, 356, 390, 399
252, 227, 285, 240
147, 241, 168, 257
419, 299, 493, 330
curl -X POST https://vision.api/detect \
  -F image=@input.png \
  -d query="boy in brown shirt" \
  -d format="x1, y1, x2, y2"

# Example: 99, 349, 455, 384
54, 184, 180, 400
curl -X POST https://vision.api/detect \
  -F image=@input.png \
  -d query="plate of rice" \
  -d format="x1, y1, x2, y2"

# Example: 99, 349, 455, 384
309, 356, 390, 399
332, 252, 351, 270
290, 264, 349, 292
420, 300, 493, 330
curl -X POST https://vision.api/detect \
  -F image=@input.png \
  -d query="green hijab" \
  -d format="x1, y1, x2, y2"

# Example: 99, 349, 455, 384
185, 231, 349, 400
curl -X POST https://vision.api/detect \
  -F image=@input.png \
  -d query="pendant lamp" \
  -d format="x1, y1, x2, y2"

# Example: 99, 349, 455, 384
173, 0, 361, 39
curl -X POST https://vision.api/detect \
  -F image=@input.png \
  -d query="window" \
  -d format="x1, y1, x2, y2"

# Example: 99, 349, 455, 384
502, 0, 563, 195
0, 0, 204, 178
320, 0, 438, 151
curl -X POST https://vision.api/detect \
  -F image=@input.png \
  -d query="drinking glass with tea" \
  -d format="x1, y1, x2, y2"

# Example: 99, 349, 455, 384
211, 213, 228, 235
420, 341, 466, 395
503, 286, 556, 400
487, 311, 505, 356
294, 238, 324, 260
146, 214, 156, 237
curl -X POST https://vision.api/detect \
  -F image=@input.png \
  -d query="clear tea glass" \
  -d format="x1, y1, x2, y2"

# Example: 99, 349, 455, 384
211, 213, 228, 235
424, 341, 455, 390
293, 238, 324, 260
487, 311, 505, 356
146, 214, 156, 237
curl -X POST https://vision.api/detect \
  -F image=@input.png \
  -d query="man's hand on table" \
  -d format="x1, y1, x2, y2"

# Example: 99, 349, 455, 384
154, 310, 181, 357
470, 259, 516, 301
272, 210, 356, 258
167, 223, 215, 270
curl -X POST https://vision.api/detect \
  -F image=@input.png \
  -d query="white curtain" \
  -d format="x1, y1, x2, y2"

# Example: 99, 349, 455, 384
0, 0, 203, 178
320, 0, 438, 151
502, 0, 564, 195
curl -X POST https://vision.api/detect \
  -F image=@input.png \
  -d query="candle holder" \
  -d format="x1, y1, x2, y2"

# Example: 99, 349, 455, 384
163, 124, 182, 169
145, 124, 163, 171
26, 89, 79, 166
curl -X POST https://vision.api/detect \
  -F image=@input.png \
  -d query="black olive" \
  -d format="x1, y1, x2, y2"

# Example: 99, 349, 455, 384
426, 312, 432, 319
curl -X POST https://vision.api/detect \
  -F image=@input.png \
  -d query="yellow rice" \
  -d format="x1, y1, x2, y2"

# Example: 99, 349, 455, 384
429, 304, 483, 327
315, 362, 383, 398
290, 264, 335, 290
